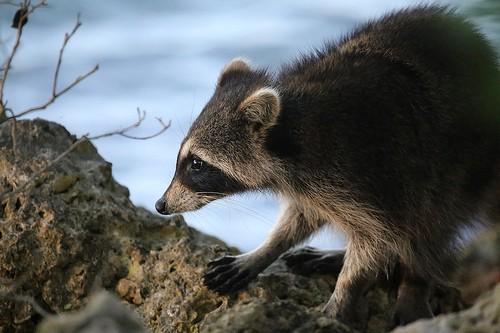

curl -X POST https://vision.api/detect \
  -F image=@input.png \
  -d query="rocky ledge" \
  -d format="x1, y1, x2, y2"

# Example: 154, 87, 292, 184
0, 119, 498, 333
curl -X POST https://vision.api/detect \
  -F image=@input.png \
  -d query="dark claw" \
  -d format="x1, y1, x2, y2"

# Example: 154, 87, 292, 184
204, 254, 257, 295
214, 269, 250, 294
204, 266, 240, 290
203, 263, 233, 280
226, 272, 252, 293
207, 255, 236, 268
281, 246, 318, 260
282, 246, 323, 263
282, 247, 345, 276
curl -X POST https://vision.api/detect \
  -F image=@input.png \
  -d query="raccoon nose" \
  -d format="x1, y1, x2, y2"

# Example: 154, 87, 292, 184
155, 198, 169, 215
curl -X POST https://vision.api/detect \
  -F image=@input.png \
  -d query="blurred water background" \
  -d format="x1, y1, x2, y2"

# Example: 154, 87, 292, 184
1, 0, 498, 252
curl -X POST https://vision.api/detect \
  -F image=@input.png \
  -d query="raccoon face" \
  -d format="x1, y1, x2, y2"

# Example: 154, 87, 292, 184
155, 58, 281, 215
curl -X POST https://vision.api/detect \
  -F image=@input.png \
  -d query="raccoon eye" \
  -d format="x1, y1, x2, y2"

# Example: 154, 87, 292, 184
191, 156, 204, 171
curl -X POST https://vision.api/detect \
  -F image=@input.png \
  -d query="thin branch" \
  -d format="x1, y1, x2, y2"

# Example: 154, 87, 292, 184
91, 108, 171, 141
0, 112, 170, 201
7, 64, 99, 120
27, 1, 48, 15
0, 0, 48, 117
0, 12, 24, 108
1, 10, 98, 124
52, 13, 82, 97
0, 2, 171, 203
7, 109, 18, 161
119, 117, 171, 140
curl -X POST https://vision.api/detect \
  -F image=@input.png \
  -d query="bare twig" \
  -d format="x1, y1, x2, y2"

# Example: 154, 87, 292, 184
0, 0, 48, 118
0, 10, 24, 111
52, 13, 81, 96
120, 117, 171, 140
84, 109, 171, 141
92, 108, 171, 141
0, 2, 171, 202
0, 112, 170, 201
0, 1, 172, 322
6, 64, 99, 120
0, 9, 98, 123
7, 109, 18, 161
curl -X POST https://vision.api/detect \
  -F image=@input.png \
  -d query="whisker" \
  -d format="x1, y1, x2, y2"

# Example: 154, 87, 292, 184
196, 191, 275, 226
222, 200, 274, 226
184, 208, 223, 236
209, 200, 274, 227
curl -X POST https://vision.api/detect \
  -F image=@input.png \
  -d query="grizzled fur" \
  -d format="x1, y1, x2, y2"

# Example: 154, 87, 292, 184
156, 6, 500, 327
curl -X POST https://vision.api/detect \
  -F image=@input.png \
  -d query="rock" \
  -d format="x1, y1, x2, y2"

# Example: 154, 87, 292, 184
454, 225, 500, 303
0, 119, 199, 332
36, 291, 149, 333
392, 284, 500, 333
52, 174, 79, 193
116, 279, 143, 305
0, 119, 497, 333
0, 119, 242, 332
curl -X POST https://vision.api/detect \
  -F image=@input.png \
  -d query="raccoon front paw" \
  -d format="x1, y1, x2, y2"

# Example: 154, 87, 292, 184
282, 246, 345, 276
203, 255, 258, 294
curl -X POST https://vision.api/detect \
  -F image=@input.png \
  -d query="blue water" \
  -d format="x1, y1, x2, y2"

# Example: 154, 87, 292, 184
0, 0, 496, 252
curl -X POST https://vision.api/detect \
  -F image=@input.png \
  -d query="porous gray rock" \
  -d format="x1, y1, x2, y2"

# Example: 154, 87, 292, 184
393, 284, 500, 333
0, 119, 225, 332
37, 291, 148, 333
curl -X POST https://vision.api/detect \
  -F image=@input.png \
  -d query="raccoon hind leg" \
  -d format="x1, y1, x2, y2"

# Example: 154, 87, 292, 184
322, 238, 382, 329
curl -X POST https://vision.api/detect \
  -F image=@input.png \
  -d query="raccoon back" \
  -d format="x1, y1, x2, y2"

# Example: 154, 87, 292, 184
268, 5, 500, 222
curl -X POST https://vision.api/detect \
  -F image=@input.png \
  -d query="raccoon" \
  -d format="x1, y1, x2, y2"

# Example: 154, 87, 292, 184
155, 5, 500, 326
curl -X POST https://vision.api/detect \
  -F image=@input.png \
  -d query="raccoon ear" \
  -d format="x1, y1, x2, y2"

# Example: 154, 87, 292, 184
239, 87, 280, 130
218, 58, 251, 85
